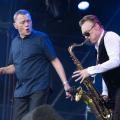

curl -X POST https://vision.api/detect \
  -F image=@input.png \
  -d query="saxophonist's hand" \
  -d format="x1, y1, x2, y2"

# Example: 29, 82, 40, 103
72, 69, 90, 83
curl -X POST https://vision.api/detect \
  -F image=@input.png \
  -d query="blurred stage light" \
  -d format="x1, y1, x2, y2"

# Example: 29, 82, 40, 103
78, 1, 89, 10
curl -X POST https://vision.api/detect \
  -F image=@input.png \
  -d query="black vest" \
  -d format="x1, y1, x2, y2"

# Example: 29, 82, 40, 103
97, 32, 120, 102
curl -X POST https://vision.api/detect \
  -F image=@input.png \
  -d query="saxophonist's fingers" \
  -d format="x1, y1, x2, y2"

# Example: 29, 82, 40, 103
73, 70, 80, 74
80, 76, 85, 83
72, 70, 80, 78
72, 73, 80, 78
75, 76, 82, 82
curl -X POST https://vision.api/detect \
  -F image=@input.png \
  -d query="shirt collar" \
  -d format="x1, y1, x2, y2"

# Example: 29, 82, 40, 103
17, 29, 34, 40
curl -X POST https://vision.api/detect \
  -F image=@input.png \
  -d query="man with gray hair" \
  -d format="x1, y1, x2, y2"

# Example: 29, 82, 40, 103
72, 14, 120, 118
0, 9, 71, 120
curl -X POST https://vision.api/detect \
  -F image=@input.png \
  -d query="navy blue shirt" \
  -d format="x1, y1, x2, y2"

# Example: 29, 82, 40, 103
9, 30, 57, 97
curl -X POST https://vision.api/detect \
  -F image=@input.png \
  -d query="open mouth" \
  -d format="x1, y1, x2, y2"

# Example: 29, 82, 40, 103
26, 28, 31, 33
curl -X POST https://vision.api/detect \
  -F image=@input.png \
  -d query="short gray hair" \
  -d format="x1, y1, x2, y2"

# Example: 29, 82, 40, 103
13, 9, 31, 22
79, 14, 103, 28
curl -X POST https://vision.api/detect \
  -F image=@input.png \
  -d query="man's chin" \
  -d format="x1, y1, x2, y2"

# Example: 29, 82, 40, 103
26, 31, 31, 35
91, 40, 97, 44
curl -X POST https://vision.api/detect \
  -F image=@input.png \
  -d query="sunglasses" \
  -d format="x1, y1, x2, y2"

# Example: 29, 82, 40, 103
82, 23, 96, 37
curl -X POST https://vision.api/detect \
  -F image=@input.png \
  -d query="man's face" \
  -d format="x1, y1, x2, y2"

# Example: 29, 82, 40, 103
14, 14, 32, 38
81, 21, 99, 44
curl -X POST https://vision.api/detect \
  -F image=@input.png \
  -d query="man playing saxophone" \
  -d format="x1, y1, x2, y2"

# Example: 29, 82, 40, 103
72, 15, 120, 118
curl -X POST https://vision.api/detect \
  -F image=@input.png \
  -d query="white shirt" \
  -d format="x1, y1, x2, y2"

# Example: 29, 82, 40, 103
87, 30, 120, 75
101, 79, 108, 96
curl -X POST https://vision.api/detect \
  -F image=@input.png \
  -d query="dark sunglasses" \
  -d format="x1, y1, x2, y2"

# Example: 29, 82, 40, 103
82, 23, 96, 37
82, 32, 90, 37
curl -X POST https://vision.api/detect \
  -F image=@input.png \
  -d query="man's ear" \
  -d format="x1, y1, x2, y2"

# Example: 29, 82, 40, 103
13, 23, 17, 29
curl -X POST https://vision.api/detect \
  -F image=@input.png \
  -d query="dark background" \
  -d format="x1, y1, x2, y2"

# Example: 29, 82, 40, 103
0, 0, 120, 120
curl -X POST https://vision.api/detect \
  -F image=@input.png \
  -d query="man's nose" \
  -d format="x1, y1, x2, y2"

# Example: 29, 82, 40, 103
24, 22, 29, 26
24, 21, 31, 26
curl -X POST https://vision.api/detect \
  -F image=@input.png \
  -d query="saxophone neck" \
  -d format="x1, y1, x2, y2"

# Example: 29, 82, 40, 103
69, 40, 88, 51
80, 39, 89, 46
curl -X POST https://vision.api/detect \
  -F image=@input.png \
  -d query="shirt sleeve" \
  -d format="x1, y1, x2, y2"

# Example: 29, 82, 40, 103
42, 34, 57, 61
101, 78, 108, 96
87, 31, 120, 75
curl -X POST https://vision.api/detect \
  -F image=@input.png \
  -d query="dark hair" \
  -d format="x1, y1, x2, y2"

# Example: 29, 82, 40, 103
79, 14, 103, 28
13, 9, 31, 22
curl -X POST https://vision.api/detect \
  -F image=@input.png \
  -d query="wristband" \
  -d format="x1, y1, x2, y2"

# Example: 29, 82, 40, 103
63, 81, 68, 85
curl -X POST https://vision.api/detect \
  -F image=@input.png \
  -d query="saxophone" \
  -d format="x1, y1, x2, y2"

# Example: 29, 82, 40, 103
68, 41, 112, 120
